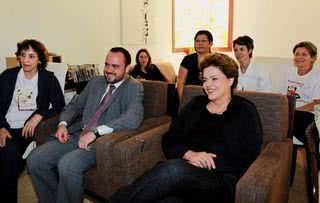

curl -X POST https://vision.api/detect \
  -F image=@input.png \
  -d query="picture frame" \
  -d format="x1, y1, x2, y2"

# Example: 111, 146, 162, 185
172, 0, 234, 52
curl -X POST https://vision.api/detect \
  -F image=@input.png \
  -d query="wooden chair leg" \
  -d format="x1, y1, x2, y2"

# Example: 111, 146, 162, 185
290, 144, 298, 186
306, 152, 319, 203
305, 122, 319, 203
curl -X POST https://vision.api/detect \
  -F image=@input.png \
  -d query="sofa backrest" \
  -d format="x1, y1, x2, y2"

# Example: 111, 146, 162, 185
235, 90, 288, 145
181, 85, 289, 147
140, 80, 168, 119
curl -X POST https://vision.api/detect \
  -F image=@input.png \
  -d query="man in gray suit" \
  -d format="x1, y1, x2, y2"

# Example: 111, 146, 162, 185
27, 47, 144, 203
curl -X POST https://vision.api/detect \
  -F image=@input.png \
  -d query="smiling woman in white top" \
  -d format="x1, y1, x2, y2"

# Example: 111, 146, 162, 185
285, 41, 320, 112
284, 41, 320, 146
233, 35, 272, 92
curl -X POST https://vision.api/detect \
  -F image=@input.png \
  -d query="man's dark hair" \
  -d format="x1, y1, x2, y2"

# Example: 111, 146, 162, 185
110, 47, 131, 67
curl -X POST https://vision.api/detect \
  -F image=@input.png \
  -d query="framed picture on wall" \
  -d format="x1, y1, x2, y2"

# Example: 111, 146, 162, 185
173, 0, 233, 52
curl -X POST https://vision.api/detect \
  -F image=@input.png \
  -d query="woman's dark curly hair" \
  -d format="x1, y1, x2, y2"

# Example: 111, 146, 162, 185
15, 39, 49, 70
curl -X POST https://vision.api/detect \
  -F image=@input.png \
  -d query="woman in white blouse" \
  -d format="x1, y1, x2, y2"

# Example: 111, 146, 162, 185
233, 35, 272, 92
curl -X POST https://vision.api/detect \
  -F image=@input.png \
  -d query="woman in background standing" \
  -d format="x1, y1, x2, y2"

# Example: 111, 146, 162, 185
177, 30, 213, 100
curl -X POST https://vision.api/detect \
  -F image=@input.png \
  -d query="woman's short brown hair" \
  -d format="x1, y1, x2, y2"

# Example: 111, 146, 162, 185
233, 35, 254, 58
200, 53, 239, 90
15, 39, 49, 70
292, 41, 317, 59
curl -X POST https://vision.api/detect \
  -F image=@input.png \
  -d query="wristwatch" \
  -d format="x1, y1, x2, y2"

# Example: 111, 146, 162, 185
92, 128, 101, 138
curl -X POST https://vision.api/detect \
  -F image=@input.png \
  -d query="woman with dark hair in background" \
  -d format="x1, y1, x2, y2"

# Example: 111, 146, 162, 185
130, 48, 166, 82
110, 53, 262, 203
233, 35, 272, 92
176, 30, 213, 100
0, 39, 65, 203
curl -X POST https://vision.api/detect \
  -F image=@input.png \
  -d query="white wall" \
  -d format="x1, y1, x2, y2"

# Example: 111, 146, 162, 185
233, 0, 320, 58
0, 0, 121, 72
1, 0, 320, 73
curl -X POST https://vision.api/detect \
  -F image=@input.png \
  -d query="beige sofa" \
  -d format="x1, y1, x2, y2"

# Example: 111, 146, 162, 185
111, 85, 293, 203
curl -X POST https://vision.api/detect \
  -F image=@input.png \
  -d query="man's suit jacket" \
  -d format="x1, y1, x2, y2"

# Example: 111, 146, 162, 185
60, 75, 144, 134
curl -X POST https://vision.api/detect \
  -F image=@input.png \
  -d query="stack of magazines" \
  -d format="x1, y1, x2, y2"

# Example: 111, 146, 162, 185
67, 64, 100, 83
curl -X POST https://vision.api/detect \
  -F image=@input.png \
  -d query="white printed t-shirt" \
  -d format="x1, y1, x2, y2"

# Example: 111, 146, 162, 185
5, 69, 38, 128
284, 66, 320, 108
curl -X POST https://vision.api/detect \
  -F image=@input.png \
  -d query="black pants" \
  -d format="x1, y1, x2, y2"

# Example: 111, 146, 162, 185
294, 110, 315, 143
0, 128, 33, 203
109, 159, 238, 203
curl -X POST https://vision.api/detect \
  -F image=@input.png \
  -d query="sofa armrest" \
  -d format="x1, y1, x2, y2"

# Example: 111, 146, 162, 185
111, 122, 170, 192
236, 140, 293, 203
93, 116, 171, 169
34, 115, 60, 145
85, 116, 171, 199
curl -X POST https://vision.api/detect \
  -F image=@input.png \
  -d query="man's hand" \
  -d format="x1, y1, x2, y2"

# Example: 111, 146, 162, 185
55, 124, 69, 143
22, 114, 43, 138
0, 128, 11, 147
78, 132, 96, 150
183, 150, 216, 170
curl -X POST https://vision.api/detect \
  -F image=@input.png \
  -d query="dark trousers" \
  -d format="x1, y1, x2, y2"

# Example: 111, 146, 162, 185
0, 128, 33, 203
294, 110, 315, 143
109, 159, 238, 203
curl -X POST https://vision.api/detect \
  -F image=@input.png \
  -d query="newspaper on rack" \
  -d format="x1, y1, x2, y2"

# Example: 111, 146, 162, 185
67, 64, 100, 83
